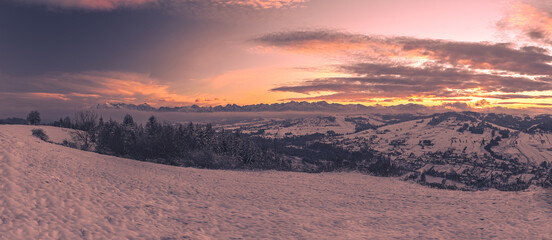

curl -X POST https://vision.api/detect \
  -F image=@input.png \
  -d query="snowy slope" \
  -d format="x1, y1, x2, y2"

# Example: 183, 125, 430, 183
496, 131, 552, 164
342, 118, 489, 155
221, 114, 384, 138
262, 116, 356, 137
1, 125, 552, 239
340, 117, 552, 164
221, 113, 552, 163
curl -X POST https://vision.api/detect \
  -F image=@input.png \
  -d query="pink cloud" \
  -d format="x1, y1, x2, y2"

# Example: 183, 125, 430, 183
13, 0, 307, 10
213, 0, 307, 9
15, 0, 159, 10
498, 1, 552, 45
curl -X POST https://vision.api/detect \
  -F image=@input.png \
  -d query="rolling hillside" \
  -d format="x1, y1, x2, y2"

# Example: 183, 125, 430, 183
1, 125, 551, 239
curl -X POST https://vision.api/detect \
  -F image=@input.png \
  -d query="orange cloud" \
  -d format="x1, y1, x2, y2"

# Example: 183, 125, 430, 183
72, 71, 220, 106
255, 30, 552, 108
254, 30, 552, 76
6, 71, 226, 107
474, 99, 491, 108
0, 92, 106, 101
15, 92, 70, 101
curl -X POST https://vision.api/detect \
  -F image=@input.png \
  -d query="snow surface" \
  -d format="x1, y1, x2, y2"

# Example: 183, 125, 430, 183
1, 125, 552, 239
341, 117, 552, 164
342, 118, 489, 156
220, 114, 384, 138
222, 114, 552, 163
496, 131, 552, 164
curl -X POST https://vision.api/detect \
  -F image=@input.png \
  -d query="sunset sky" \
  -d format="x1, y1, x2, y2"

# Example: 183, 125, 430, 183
2, 0, 552, 113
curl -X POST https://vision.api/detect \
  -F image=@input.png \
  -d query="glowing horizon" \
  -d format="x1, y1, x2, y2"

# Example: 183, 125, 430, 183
2, 0, 552, 113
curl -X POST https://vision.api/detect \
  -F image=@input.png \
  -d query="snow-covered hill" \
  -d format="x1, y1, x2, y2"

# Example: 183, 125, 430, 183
1, 125, 552, 239
339, 115, 552, 164
229, 112, 552, 164
219, 114, 385, 138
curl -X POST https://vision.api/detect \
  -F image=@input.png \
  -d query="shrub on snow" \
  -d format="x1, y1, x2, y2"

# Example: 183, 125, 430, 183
31, 128, 49, 141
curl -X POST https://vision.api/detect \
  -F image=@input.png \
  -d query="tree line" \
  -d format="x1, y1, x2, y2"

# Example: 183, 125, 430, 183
48, 110, 399, 175
60, 111, 287, 170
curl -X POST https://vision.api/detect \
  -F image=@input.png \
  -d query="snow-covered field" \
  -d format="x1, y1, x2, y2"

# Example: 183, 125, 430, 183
1, 125, 552, 239
343, 118, 490, 155
219, 114, 384, 138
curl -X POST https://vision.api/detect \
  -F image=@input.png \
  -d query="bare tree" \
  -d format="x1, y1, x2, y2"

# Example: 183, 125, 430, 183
26, 110, 41, 125
71, 110, 98, 150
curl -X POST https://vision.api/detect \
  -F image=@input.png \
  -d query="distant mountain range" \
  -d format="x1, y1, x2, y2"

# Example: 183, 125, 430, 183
94, 101, 452, 113
95, 101, 375, 112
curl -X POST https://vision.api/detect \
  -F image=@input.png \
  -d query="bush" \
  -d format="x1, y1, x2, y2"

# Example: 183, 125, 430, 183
62, 140, 78, 149
31, 128, 49, 141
